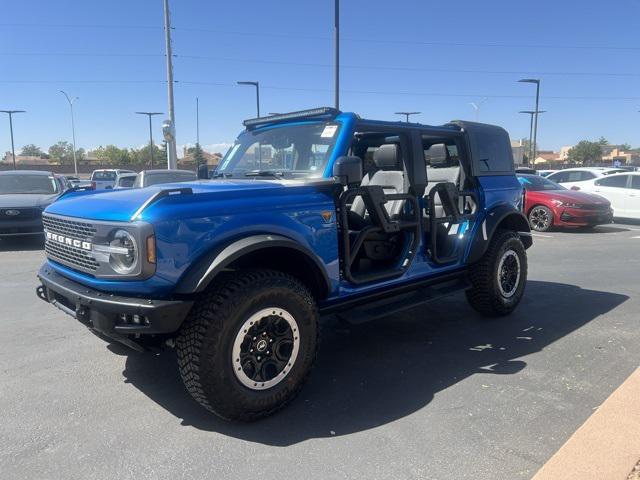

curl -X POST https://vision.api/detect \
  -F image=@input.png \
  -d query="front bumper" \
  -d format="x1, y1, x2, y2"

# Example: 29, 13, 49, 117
0, 217, 43, 236
37, 264, 193, 344
557, 208, 613, 226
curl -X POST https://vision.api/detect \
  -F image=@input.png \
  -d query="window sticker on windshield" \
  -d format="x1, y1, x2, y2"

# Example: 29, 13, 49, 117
321, 125, 338, 138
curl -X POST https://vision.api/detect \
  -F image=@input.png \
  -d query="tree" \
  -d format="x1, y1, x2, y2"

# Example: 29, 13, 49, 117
187, 143, 206, 166
129, 144, 167, 167
93, 145, 131, 166
48, 141, 74, 165
597, 136, 609, 146
20, 144, 44, 157
567, 141, 603, 166
620, 143, 632, 151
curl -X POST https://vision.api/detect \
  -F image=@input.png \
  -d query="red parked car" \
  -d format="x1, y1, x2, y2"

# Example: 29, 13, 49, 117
518, 174, 613, 232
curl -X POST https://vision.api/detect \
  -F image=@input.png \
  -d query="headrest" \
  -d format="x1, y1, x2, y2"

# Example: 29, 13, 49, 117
425, 143, 451, 168
373, 144, 399, 169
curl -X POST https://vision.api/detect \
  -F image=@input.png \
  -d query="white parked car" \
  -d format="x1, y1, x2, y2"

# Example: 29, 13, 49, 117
546, 167, 627, 190
90, 169, 136, 190
580, 172, 640, 219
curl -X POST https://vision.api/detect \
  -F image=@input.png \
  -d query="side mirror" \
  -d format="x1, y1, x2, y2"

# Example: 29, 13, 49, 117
197, 164, 209, 180
333, 156, 362, 186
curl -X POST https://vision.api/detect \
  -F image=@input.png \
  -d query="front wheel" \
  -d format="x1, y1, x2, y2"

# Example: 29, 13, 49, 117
466, 230, 527, 317
176, 269, 318, 421
528, 205, 553, 232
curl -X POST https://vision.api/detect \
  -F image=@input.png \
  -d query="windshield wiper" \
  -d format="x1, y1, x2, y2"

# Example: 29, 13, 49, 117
244, 170, 285, 178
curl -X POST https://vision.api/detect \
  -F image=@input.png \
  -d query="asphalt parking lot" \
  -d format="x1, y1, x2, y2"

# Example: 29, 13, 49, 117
2, 223, 640, 480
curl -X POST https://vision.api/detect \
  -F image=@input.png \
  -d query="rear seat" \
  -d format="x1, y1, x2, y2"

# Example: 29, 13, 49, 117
424, 144, 460, 218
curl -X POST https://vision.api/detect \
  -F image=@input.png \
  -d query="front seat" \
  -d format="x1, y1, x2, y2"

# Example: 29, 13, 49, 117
349, 144, 406, 228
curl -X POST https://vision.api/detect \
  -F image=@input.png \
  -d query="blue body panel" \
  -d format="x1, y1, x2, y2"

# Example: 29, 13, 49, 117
42, 111, 524, 306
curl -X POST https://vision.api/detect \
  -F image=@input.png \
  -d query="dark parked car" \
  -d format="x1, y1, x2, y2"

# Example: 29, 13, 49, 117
0, 170, 66, 237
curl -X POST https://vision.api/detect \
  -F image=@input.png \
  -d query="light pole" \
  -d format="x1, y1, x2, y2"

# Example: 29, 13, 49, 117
334, 0, 340, 110
395, 111, 421, 123
237, 81, 260, 117
59, 91, 79, 175
163, 0, 178, 169
0, 110, 25, 170
469, 98, 488, 121
518, 79, 541, 162
135, 112, 163, 168
519, 110, 546, 166
196, 97, 200, 145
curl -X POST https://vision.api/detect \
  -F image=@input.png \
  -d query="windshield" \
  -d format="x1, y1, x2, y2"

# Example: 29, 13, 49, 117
215, 122, 341, 179
0, 174, 59, 194
91, 171, 117, 181
518, 175, 566, 191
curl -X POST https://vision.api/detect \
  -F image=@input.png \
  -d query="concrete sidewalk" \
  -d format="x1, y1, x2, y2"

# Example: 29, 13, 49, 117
532, 368, 640, 480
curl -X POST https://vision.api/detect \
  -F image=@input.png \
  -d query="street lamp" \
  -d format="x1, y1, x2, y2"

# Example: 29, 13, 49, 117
469, 98, 488, 121
237, 81, 260, 117
518, 79, 541, 162
135, 112, 163, 168
519, 110, 546, 166
395, 111, 421, 123
0, 110, 25, 170
59, 90, 79, 175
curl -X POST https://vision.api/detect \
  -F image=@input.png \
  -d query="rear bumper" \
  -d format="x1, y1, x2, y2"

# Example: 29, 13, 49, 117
36, 264, 193, 341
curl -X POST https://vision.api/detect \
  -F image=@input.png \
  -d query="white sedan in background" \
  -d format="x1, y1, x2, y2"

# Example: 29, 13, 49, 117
580, 172, 640, 219
546, 167, 627, 190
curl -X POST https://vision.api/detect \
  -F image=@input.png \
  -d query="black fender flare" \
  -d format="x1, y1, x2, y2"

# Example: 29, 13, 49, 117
174, 234, 331, 296
466, 205, 532, 264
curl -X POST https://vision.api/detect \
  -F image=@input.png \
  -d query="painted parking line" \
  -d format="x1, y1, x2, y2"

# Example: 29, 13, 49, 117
632, 236, 640, 239
531, 233, 554, 238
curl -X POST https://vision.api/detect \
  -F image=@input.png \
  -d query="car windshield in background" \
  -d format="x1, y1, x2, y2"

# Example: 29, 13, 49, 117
91, 171, 117, 180
144, 172, 195, 187
518, 175, 566, 191
215, 122, 340, 179
0, 175, 59, 194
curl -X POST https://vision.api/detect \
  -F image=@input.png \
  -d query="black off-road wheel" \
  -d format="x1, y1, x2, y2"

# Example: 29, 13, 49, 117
176, 269, 318, 421
528, 205, 553, 232
465, 229, 527, 317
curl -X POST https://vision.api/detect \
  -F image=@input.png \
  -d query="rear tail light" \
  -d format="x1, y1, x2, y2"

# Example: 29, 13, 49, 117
91, 181, 96, 189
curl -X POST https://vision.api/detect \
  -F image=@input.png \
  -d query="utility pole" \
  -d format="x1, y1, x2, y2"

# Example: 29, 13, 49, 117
59, 91, 79, 175
135, 112, 163, 168
0, 110, 25, 170
237, 81, 260, 117
469, 98, 488, 122
163, 0, 178, 169
196, 97, 200, 145
518, 79, 541, 162
334, 0, 340, 110
395, 111, 420, 123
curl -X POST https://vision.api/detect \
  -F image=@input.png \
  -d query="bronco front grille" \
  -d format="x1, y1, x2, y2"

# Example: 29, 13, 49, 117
43, 214, 98, 272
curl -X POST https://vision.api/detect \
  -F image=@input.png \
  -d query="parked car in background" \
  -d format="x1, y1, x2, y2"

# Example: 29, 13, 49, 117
0, 170, 67, 237
63, 175, 81, 188
515, 167, 537, 175
518, 174, 612, 231
90, 169, 135, 190
580, 172, 640, 220
537, 169, 557, 177
546, 167, 626, 190
114, 173, 138, 189
133, 169, 196, 188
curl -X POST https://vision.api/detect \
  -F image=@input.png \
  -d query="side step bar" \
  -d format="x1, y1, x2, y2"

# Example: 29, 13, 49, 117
333, 276, 469, 325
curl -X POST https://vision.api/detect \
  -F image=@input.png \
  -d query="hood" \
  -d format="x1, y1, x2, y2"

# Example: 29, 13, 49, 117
44, 179, 319, 222
535, 189, 610, 205
0, 193, 59, 209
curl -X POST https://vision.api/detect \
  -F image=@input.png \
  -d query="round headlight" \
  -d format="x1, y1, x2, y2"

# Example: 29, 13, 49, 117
109, 229, 138, 274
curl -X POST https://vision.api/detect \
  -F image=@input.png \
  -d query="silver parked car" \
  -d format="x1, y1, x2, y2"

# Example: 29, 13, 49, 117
133, 169, 197, 188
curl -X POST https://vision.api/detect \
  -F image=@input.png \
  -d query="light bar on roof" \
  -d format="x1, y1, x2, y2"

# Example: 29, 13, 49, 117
243, 107, 340, 129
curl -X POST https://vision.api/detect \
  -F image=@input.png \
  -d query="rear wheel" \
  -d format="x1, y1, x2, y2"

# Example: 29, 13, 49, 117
528, 205, 553, 232
176, 269, 318, 421
466, 230, 527, 317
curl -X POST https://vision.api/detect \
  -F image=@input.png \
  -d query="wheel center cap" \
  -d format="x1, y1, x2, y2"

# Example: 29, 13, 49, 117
256, 339, 268, 352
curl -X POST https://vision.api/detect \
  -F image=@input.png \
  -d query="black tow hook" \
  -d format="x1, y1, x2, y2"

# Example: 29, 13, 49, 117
36, 285, 49, 303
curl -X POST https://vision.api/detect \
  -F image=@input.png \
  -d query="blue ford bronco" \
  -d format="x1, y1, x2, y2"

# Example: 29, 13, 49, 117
36, 108, 532, 421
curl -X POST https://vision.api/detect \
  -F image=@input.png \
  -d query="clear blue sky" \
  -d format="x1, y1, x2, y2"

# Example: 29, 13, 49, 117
1, 0, 640, 156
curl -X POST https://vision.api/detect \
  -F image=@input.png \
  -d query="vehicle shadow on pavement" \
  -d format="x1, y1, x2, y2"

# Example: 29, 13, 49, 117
0, 235, 44, 252
121, 280, 627, 445
560, 226, 632, 234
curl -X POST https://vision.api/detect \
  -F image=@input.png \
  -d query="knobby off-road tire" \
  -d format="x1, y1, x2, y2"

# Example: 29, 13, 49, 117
176, 269, 318, 421
465, 229, 527, 317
